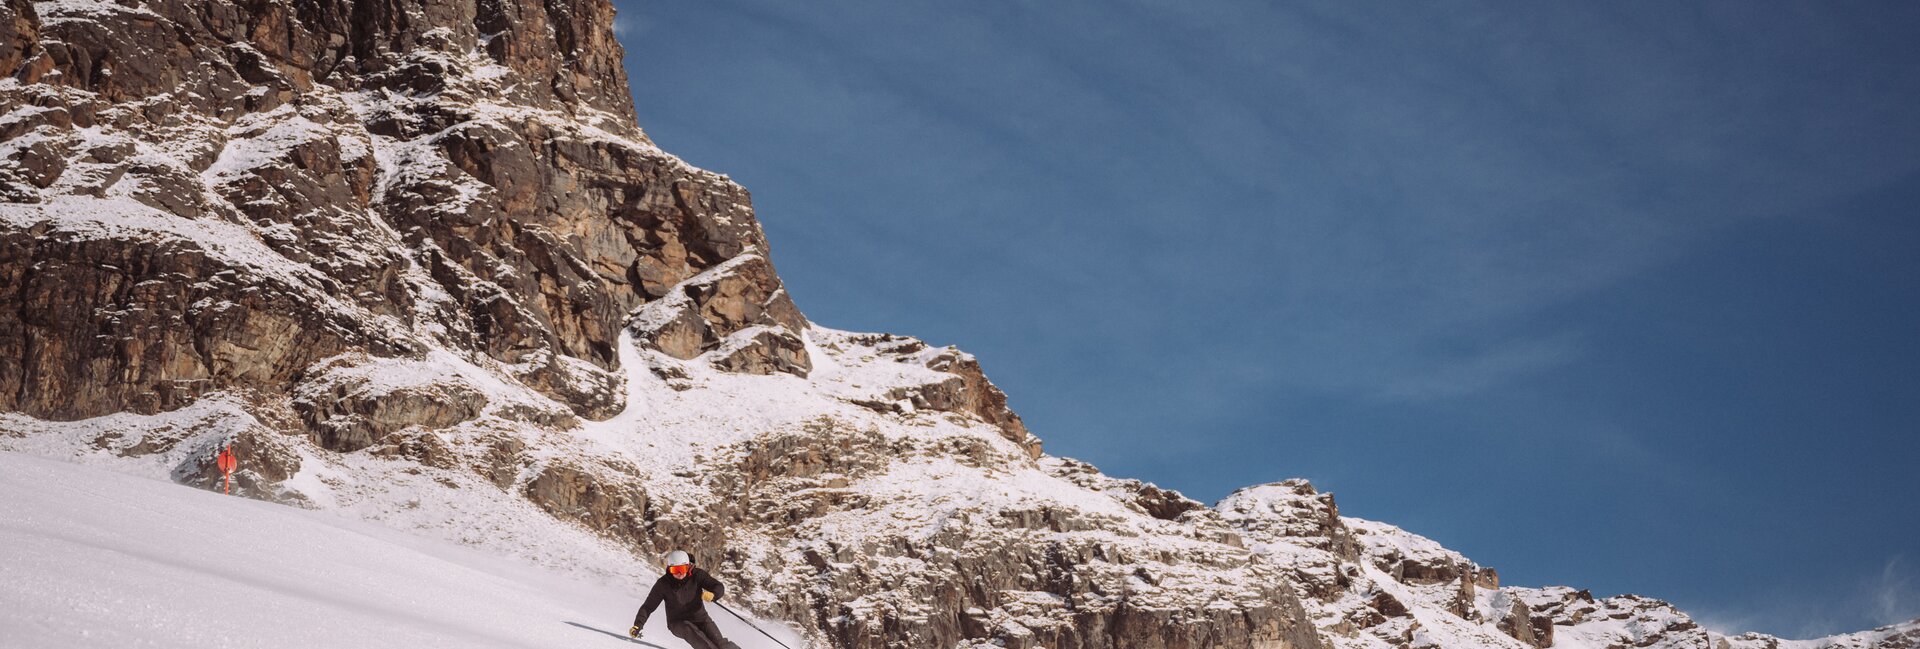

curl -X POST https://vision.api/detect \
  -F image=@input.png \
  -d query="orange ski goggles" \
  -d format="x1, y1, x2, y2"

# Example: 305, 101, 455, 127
668, 564, 691, 578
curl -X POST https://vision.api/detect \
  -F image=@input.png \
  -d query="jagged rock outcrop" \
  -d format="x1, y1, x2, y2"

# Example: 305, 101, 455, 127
0, 0, 776, 427
823, 329, 1039, 457
629, 252, 812, 378
1216, 480, 1919, 649
1493, 598, 1551, 649
1720, 622, 1920, 649
291, 353, 492, 451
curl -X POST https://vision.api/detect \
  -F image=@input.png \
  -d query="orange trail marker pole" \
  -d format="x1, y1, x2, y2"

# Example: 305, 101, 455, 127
217, 445, 237, 495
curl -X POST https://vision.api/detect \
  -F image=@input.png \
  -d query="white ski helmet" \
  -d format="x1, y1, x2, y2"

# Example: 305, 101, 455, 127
664, 550, 692, 567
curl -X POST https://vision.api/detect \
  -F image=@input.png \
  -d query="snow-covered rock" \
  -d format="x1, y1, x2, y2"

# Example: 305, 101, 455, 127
0, 1, 1910, 648
1214, 480, 1917, 649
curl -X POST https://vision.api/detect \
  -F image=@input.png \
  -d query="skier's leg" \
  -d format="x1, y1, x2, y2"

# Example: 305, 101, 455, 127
692, 616, 741, 649
669, 620, 722, 649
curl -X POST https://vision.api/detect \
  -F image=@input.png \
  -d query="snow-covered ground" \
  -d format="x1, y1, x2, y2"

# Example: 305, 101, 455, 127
0, 451, 805, 649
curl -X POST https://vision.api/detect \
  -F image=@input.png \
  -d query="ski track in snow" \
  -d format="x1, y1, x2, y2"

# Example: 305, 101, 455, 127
0, 451, 805, 649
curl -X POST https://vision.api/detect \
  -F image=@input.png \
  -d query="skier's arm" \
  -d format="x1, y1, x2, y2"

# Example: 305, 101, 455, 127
697, 569, 725, 602
634, 581, 666, 629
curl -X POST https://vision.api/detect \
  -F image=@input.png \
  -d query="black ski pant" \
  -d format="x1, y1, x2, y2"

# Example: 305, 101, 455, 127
668, 614, 740, 649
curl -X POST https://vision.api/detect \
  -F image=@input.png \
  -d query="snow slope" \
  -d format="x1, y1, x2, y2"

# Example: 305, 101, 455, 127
0, 451, 805, 649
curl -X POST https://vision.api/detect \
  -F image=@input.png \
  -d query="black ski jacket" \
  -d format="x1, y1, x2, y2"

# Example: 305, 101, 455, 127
633, 567, 726, 628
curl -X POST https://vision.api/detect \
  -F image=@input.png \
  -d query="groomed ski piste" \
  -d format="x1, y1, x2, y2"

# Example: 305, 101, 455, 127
0, 451, 805, 649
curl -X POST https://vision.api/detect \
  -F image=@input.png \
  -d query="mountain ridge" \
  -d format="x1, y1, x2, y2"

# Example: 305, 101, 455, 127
0, 1, 1910, 647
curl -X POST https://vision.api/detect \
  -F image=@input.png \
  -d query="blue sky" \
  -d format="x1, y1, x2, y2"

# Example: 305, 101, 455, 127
608, 1, 1920, 637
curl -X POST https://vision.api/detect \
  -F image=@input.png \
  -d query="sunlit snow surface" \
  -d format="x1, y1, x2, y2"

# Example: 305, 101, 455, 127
0, 452, 804, 649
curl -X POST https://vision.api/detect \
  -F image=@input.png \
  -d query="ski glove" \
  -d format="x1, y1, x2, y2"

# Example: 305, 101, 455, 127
629, 625, 641, 639
702, 590, 716, 602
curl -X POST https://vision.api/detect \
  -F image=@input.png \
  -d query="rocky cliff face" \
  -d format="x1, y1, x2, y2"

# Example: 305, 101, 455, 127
0, 2, 1909, 649
1214, 481, 1919, 649
0, 0, 801, 426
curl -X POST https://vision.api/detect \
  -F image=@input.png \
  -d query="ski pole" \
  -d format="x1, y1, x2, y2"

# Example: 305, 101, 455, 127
714, 601, 795, 649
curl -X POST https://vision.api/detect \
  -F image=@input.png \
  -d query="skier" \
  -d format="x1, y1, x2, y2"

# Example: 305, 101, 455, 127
630, 550, 741, 649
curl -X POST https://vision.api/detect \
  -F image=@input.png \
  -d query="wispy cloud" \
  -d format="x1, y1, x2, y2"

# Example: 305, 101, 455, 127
1877, 555, 1916, 625
1690, 607, 1760, 636
1375, 332, 1586, 402
1692, 556, 1920, 639
610, 15, 640, 36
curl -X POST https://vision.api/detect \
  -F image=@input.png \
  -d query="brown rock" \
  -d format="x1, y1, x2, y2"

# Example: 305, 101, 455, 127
0, 0, 39, 78
0, 0, 795, 425
1450, 568, 1477, 620
0, 219, 383, 419
630, 254, 811, 377
838, 332, 1040, 457
1496, 599, 1554, 649
1369, 591, 1410, 618
291, 357, 488, 453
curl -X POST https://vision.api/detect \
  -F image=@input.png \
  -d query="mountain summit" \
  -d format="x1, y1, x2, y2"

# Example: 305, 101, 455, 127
0, 1, 1910, 648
